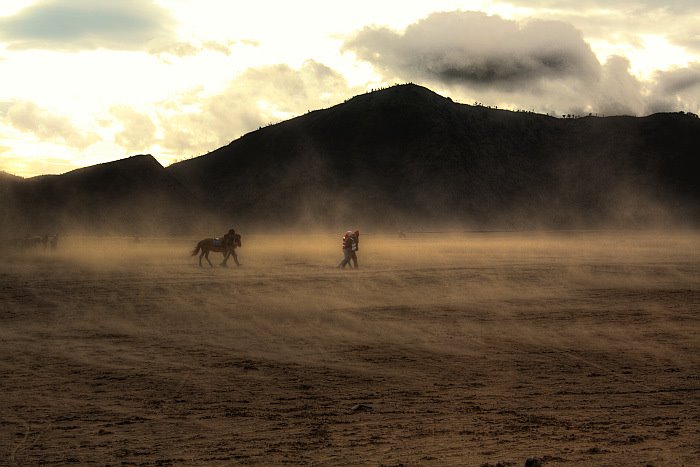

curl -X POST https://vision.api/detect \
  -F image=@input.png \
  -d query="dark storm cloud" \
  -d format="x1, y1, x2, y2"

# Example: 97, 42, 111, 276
0, 0, 175, 51
343, 11, 601, 90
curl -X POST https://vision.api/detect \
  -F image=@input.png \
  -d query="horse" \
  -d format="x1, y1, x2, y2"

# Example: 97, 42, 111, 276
191, 234, 241, 267
15, 235, 44, 249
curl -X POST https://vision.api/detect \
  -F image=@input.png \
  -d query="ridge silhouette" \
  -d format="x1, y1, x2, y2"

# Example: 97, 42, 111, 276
168, 83, 700, 230
1, 155, 218, 236
2, 84, 699, 235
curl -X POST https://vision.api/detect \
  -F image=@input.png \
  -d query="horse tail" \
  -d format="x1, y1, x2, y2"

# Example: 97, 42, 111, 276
191, 242, 201, 256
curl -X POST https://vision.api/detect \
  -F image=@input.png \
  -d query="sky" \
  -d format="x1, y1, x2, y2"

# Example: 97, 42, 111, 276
1, 0, 699, 177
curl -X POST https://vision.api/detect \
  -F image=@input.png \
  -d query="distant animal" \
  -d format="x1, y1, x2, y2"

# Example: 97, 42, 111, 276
16, 235, 44, 249
191, 234, 242, 267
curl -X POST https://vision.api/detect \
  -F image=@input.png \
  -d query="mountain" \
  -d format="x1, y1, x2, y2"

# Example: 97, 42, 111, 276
0, 171, 24, 182
168, 84, 700, 230
3, 84, 698, 236
1, 155, 222, 237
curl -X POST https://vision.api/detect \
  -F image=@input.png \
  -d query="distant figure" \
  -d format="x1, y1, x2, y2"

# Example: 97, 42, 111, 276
337, 230, 359, 269
49, 234, 59, 250
398, 230, 407, 239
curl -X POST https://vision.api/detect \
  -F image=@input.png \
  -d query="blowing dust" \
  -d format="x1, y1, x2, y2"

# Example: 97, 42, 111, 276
3, 230, 698, 362
1, 230, 699, 465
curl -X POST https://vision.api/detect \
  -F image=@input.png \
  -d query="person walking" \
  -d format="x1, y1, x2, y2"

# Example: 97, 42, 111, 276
350, 230, 360, 268
337, 230, 359, 269
222, 228, 236, 246
222, 228, 242, 266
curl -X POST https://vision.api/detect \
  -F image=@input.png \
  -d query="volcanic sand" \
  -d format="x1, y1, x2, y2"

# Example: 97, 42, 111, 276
1, 232, 699, 466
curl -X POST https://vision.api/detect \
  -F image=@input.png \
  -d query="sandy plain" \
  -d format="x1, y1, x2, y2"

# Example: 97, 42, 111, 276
1, 231, 699, 466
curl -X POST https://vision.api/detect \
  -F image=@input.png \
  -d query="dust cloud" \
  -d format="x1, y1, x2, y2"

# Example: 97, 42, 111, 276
1, 231, 699, 465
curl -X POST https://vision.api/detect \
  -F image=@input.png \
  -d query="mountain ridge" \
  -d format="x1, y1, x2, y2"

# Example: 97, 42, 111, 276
1, 154, 223, 236
168, 83, 700, 230
2, 84, 699, 235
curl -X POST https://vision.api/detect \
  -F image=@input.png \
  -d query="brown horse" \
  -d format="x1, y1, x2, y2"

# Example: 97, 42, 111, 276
191, 234, 242, 267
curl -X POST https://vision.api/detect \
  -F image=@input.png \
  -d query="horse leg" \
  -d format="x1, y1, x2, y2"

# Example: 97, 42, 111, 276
205, 251, 214, 267
199, 250, 205, 267
232, 250, 241, 267
221, 250, 229, 267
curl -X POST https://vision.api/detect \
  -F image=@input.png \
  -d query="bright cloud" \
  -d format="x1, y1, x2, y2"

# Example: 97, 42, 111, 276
110, 105, 158, 153
4, 101, 99, 149
157, 60, 359, 156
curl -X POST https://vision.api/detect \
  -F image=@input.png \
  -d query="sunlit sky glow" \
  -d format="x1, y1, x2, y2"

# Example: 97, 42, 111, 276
1, 0, 699, 177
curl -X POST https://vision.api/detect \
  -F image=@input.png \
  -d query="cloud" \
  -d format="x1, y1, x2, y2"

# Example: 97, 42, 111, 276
343, 11, 601, 91
147, 39, 240, 59
647, 63, 700, 113
202, 40, 235, 55
593, 56, 646, 116
670, 34, 700, 54
148, 40, 200, 58
110, 106, 158, 152
84, 60, 355, 159
504, 0, 700, 14
653, 63, 700, 95
5, 101, 99, 149
500, 1, 700, 58
157, 60, 358, 155
0, 0, 175, 51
